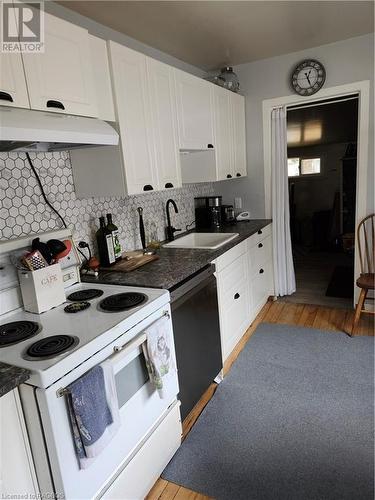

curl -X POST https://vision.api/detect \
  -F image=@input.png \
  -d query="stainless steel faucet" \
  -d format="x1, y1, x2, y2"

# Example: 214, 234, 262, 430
166, 199, 181, 241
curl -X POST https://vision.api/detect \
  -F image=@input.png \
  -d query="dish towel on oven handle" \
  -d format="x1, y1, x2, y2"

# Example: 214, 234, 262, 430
66, 359, 120, 469
142, 314, 176, 399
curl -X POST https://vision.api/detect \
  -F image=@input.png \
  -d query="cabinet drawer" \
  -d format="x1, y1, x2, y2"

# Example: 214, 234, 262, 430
220, 279, 249, 360
219, 253, 248, 297
249, 235, 272, 276
252, 264, 272, 312
247, 224, 271, 248
214, 240, 246, 273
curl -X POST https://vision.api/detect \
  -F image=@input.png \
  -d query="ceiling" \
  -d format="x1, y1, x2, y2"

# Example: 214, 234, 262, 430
287, 97, 358, 148
57, 1, 374, 70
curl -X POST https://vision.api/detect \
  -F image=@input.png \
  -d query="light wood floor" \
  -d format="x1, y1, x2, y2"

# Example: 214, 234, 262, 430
146, 300, 374, 500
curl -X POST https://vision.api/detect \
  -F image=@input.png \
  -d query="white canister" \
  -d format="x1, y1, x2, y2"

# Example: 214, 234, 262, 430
18, 263, 66, 314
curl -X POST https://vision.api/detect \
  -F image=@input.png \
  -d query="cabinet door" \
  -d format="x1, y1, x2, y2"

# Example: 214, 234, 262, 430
0, 53, 30, 109
231, 93, 247, 178
0, 390, 38, 497
217, 253, 251, 362
22, 11, 97, 117
147, 58, 181, 190
89, 35, 115, 122
109, 42, 157, 194
213, 86, 232, 181
175, 69, 214, 150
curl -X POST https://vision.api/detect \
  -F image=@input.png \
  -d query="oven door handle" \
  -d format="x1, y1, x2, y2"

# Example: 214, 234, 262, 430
110, 310, 170, 363
111, 332, 147, 363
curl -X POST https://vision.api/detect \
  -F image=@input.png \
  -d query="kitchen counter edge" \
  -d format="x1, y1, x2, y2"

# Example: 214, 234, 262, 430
0, 362, 30, 398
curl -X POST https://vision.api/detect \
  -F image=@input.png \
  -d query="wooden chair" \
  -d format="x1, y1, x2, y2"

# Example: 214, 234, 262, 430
350, 213, 375, 336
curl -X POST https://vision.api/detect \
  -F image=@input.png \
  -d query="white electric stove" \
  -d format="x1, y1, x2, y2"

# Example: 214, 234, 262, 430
0, 229, 181, 500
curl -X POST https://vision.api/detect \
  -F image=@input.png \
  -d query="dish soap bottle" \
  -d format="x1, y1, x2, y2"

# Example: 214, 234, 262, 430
106, 213, 122, 261
96, 216, 115, 266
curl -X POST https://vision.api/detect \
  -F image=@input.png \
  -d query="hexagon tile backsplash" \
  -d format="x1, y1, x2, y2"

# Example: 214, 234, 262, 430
0, 151, 215, 251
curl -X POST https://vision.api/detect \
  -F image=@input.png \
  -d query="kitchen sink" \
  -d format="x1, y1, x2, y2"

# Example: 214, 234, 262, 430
163, 232, 239, 250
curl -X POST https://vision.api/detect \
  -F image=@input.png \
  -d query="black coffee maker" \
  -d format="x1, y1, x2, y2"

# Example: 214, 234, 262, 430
195, 196, 222, 229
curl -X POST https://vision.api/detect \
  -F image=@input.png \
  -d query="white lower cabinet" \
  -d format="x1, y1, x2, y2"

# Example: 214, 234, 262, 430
0, 389, 38, 497
215, 224, 274, 363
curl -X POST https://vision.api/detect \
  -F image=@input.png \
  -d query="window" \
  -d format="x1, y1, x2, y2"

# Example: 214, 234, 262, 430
288, 157, 321, 177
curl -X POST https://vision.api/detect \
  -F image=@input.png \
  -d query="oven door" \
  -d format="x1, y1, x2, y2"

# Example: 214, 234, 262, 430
33, 306, 179, 500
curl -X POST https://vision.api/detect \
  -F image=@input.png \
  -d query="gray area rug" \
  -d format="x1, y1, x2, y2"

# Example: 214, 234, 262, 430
162, 323, 374, 500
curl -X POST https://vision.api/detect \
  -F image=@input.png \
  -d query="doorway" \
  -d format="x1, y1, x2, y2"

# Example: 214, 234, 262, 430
281, 95, 359, 308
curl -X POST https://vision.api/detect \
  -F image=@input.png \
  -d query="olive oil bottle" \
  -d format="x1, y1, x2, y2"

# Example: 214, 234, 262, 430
106, 213, 122, 261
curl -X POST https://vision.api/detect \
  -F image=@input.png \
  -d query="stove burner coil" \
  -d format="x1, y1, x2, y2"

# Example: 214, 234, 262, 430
24, 335, 79, 360
64, 302, 91, 313
0, 321, 41, 347
67, 289, 104, 302
99, 292, 147, 312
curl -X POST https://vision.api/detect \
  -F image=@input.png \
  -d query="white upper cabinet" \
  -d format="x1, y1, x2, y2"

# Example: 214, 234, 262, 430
22, 11, 97, 117
147, 58, 181, 190
213, 86, 232, 181
89, 35, 115, 122
231, 93, 247, 178
108, 41, 157, 194
0, 53, 30, 109
0, 2, 29, 109
175, 69, 214, 150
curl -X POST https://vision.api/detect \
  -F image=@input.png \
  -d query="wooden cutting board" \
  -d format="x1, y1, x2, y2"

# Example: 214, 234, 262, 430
100, 251, 159, 272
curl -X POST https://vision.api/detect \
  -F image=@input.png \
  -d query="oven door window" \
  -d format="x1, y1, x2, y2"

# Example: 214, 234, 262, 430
115, 350, 149, 408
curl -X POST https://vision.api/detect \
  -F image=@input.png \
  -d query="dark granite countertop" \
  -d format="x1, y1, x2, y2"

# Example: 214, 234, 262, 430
83, 219, 272, 291
0, 362, 30, 398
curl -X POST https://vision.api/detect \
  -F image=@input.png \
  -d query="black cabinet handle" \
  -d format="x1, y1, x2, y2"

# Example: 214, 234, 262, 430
47, 100, 65, 110
258, 230, 263, 235
207, 144, 214, 149
165, 182, 174, 189
259, 268, 264, 274
0, 91, 13, 102
227, 174, 232, 179
234, 293, 240, 300
258, 243, 263, 248
236, 173, 241, 177
143, 184, 153, 191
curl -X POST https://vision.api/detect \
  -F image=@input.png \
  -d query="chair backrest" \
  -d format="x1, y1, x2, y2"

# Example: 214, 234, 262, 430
357, 213, 375, 274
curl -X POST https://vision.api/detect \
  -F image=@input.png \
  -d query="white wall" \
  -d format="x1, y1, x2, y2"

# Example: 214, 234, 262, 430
217, 34, 374, 217
47, 2, 206, 78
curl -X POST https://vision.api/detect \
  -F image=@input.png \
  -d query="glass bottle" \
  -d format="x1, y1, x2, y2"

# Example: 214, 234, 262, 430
96, 216, 115, 266
106, 213, 122, 261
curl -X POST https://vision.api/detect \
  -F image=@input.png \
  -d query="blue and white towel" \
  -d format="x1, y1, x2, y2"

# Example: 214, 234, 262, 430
142, 314, 176, 399
67, 359, 120, 469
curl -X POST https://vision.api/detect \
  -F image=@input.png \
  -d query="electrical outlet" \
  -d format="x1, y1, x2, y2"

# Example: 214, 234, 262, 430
234, 197, 242, 210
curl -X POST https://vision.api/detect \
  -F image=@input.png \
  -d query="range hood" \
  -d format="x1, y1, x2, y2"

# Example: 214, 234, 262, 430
0, 106, 119, 152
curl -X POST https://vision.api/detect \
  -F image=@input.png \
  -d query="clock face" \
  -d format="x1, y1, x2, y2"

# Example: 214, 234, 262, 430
291, 60, 326, 96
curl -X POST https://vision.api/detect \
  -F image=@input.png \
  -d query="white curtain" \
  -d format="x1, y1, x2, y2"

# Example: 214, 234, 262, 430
271, 107, 296, 296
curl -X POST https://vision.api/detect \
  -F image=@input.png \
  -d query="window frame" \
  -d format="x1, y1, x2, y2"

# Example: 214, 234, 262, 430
287, 155, 323, 178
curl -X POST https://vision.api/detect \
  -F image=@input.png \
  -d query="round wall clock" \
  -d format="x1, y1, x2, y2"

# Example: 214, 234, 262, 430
291, 59, 326, 96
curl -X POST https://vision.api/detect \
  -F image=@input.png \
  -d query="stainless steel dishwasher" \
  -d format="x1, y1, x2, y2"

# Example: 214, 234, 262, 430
170, 264, 222, 420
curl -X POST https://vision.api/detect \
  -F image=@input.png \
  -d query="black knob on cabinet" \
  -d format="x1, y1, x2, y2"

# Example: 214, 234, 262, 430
234, 293, 240, 300
0, 91, 13, 102
143, 184, 153, 191
236, 173, 241, 177
258, 243, 263, 248
258, 230, 263, 235
165, 183, 174, 188
207, 144, 214, 149
227, 174, 232, 179
46, 100, 65, 110
259, 268, 264, 274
